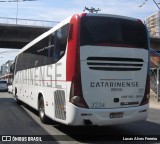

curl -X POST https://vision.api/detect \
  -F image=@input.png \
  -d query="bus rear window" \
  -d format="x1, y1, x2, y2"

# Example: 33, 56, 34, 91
80, 16, 148, 49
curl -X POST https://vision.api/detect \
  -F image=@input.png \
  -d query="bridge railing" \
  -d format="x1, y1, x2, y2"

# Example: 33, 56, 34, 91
0, 17, 59, 27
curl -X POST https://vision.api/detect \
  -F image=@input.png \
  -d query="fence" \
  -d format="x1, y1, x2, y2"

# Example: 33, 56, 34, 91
150, 48, 160, 102
0, 17, 59, 27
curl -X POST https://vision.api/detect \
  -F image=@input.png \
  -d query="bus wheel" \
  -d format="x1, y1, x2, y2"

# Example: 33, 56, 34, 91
15, 88, 22, 105
38, 96, 48, 123
16, 98, 22, 105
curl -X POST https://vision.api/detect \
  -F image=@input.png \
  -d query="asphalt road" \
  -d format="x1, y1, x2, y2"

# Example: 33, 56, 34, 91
0, 92, 160, 144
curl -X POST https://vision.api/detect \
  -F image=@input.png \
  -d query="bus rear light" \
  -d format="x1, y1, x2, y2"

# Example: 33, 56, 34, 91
71, 96, 80, 103
70, 75, 89, 108
140, 75, 150, 106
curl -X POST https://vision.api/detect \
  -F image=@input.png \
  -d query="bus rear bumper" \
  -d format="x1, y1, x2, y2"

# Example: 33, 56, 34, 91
67, 103, 149, 126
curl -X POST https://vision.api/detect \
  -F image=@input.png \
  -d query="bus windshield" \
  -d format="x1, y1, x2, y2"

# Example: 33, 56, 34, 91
80, 16, 148, 49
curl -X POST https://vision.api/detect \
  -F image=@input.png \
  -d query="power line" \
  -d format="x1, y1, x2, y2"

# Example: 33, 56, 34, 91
139, 0, 160, 10
153, 0, 160, 10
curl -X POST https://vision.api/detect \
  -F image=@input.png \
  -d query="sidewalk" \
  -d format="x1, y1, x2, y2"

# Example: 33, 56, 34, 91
149, 89, 160, 110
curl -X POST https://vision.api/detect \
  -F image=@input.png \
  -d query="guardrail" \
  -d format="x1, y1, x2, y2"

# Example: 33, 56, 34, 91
0, 17, 59, 27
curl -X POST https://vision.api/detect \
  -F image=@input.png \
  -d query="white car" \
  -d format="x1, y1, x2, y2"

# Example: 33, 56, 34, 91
8, 83, 13, 94
0, 80, 8, 92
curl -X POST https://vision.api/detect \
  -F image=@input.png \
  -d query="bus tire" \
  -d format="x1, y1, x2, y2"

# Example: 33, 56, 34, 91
16, 98, 22, 105
38, 96, 48, 124
15, 88, 22, 105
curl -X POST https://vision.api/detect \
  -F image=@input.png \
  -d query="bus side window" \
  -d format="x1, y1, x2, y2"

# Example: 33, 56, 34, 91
53, 24, 69, 63
60, 24, 68, 56
54, 30, 61, 62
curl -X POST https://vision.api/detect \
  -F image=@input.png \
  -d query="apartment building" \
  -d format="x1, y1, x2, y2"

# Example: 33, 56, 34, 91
1, 64, 8, 75
146, 11, 160, 38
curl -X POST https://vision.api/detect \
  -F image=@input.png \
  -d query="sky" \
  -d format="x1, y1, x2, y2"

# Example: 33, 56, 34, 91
0, 0, 159, 67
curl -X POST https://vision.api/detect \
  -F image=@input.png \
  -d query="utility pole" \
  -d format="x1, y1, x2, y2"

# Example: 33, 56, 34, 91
16, 0, 19, 25
157, 68, 160, 101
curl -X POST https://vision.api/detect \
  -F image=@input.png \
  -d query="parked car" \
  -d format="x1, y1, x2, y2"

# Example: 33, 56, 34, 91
0, 80, 8, 92
8, 83, 13, 94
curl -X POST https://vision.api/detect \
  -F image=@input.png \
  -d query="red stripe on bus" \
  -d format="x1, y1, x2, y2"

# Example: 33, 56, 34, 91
66, 14, 80, 81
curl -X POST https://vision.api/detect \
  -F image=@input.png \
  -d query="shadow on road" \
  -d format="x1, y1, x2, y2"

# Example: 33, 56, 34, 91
51, 120, 160, 142
2, 96, 159, 143
0, 97, 58, 144
20, 99, 160, 142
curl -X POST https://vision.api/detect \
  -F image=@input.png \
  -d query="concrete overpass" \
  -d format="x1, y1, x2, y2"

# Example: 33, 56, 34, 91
0, 17, 160, 50
0, 17, 59, 49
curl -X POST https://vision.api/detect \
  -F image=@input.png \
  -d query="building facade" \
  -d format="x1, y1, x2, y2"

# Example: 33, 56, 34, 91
0, 60, 14, 83
5, 60, 14, 74
1, 64, 8, 75
146, 11, 160, 38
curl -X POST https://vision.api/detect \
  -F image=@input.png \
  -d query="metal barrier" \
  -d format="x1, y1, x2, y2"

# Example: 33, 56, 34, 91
150, 48, 160, 102
151, 68, 160, 101
0, 17, 59, 27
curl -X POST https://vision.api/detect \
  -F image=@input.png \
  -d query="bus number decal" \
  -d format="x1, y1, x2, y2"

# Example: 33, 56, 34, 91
91, 102, 105, 109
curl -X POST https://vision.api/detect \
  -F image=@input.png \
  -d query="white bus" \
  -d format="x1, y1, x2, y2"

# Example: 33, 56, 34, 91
13, 13, 150, 126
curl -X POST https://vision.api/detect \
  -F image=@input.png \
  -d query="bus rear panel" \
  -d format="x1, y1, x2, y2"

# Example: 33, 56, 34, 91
67, 13, 150, 125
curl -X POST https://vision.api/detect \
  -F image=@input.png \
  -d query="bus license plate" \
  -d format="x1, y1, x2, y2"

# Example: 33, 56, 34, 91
110, 112, 123, 119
